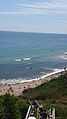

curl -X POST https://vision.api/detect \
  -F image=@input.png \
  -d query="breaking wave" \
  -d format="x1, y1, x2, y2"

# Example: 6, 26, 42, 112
0, 78, 27, 85
0, 68, 64, 85
60, 52, 67, 60
60, 56, 67, 60
14, 58, 22, 62
0, 77, 40, 85
23, 57, 31, 61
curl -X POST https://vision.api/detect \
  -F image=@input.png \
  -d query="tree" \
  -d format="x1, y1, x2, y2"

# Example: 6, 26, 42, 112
0, 97, 5, 119
3, 93, 21, 119
17, 99, 29, 119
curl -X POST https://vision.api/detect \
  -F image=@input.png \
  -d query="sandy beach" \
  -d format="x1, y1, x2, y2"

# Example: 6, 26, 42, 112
0, 69, 65, 96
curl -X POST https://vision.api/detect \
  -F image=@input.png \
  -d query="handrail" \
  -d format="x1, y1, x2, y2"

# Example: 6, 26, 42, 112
25, 100, 55, 119
25, 106, 31, 119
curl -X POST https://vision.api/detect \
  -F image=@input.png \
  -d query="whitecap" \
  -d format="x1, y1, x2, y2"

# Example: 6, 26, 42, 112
60, 55, 67, 60
59, 52, 67, 60
64, 52, 67, 55
52, 68, 62, 72
14, 58, 21, 62
23, 57, 31, 61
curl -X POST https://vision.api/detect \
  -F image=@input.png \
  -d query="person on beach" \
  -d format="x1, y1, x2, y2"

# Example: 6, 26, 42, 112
64, 67, 66, 71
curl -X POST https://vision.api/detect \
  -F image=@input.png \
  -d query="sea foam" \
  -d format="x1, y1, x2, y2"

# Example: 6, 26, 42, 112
14, 58, 22, 62
60, 55, 67, 60
23, 57, 31, 61
40, 68, 64, 79
0, 68, 64, 85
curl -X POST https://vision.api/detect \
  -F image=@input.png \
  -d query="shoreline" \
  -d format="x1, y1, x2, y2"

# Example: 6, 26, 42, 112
0, 69, 64, 85
0, 69, 66, 96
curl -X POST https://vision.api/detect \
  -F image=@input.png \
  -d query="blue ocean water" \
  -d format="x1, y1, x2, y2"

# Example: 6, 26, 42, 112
0, 31, 67, 84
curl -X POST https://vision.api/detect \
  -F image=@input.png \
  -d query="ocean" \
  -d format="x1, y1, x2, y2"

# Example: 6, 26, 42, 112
0, 31, 67, 84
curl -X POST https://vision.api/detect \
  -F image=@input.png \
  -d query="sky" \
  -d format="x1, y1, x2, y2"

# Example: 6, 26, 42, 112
0, 0, 67, 34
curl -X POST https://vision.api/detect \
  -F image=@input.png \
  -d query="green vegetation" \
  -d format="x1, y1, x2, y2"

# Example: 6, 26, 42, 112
20, 72, 67, 119
0, 93, 29, 119
0, 73, 67, 119
21, 73, 67, 102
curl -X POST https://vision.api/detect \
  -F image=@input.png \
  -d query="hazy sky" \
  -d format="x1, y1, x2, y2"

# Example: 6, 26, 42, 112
0, 0, 67, 34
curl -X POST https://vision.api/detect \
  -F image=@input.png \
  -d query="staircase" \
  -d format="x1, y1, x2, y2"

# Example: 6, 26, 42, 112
25, 100, 55, 119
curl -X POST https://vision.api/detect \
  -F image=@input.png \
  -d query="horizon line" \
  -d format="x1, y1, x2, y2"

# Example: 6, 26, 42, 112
0, 30, 67, 35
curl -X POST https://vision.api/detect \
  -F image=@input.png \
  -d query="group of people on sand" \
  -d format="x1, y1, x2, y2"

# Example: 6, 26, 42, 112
0, 84, 13, 93
7, 84, 14, 93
